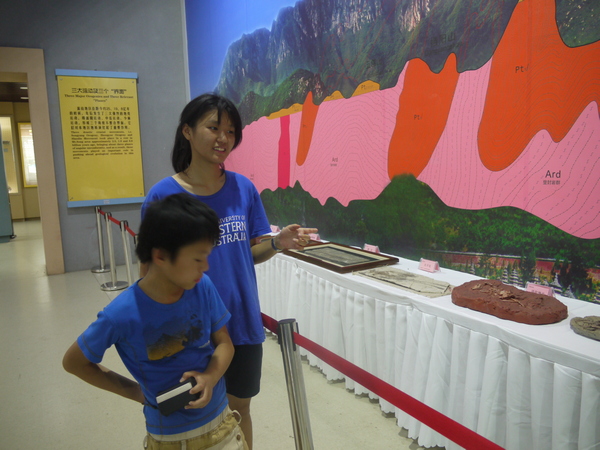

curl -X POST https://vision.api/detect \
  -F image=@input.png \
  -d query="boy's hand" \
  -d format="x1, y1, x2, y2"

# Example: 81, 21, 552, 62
180, 371, 215, 409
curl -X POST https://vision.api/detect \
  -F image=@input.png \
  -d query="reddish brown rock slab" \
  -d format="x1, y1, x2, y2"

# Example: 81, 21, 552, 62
451, 279, 568, 325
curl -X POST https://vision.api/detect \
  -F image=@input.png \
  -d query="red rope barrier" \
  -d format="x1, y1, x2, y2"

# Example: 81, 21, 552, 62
97, 207, 136, 237
106, 215, 119, 226
261, 312, 503, 450
126, 225, 136, 237
262, 313, 279, 335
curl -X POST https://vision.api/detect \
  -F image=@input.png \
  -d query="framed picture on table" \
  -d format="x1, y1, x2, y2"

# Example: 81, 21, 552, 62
283, 241, 398, 274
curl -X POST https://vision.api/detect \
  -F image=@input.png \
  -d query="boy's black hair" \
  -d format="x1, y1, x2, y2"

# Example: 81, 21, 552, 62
136, 193, 220, 264
171, 93, 243, 173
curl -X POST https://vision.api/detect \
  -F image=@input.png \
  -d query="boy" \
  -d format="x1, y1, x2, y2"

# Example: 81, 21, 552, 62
63, 193, 247, 449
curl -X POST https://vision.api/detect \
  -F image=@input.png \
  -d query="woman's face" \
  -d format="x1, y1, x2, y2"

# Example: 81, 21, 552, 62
182, 109, 236, 166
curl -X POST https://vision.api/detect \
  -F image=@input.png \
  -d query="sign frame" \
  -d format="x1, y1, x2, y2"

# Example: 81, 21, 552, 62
56, 69, 145, 207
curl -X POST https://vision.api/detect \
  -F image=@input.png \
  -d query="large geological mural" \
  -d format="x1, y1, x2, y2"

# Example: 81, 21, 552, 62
186, 0, 600, 301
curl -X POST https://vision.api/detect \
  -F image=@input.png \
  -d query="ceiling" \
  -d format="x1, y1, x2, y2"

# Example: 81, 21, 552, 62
0, 82, 29, 103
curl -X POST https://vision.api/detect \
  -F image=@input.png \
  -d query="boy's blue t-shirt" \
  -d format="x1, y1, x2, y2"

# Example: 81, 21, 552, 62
142, 171, 271, 346
77, 277, 231, 435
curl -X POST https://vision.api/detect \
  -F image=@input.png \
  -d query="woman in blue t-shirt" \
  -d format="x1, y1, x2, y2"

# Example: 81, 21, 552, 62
142, 93, 317, 449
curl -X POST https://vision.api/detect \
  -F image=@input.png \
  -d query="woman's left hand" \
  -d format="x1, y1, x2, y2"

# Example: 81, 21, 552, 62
276, 224, 318, 250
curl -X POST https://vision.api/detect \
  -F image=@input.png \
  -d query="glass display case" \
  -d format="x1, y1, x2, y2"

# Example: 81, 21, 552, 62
0, 116, 19, 194
18, 123, 37, 187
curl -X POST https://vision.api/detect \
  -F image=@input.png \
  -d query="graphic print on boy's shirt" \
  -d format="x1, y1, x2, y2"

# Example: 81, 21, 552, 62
145, 314, 208, 361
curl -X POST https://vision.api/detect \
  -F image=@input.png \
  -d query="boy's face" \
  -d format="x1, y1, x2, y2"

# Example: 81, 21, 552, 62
163, 240, 213, 290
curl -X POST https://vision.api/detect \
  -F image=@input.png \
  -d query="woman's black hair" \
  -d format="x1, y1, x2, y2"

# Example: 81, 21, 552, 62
135, 193, 221, 264
171, 93, 243, 173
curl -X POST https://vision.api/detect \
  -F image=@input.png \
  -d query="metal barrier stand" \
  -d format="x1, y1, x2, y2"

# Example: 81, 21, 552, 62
278, 319, 314, 450
91, 206, 109, 273
100, 212, 128, 292
120, 220, 134, 286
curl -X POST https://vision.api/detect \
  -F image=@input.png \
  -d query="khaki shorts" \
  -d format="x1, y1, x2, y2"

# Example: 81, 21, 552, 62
144, 408, 248, 450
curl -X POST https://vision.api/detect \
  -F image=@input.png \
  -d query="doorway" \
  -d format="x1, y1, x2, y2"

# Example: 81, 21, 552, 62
0, 87, 40, 222
0, 47, 64, 274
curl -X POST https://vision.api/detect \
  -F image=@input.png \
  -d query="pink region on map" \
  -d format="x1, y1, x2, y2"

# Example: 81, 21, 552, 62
418, 60, 600, 239
227, 116, 281, 192
228, 58, 599, 239
227, 71, 407, 206
287, 83, 405, 206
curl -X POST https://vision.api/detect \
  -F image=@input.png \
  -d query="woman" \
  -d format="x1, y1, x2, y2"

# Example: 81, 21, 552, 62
142, 93, 317, 449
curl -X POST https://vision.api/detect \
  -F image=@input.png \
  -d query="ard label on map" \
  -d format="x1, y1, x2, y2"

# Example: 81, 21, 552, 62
363, 244, 380, 253
419, 258, 440, 273
526, 282, 554, 297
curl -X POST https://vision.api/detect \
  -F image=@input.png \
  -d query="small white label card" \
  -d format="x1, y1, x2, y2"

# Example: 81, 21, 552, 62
309, 233, 321, 241
526, 282, 554, 297
363, 244, 381, 253
270, 225, 281, 233
419, 258, 440, 273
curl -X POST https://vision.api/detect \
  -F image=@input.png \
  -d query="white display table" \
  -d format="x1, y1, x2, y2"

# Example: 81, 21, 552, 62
256, 253, 600, 450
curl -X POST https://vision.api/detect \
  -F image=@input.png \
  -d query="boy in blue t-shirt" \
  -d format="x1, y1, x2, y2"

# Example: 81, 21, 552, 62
63, 193, 248, 449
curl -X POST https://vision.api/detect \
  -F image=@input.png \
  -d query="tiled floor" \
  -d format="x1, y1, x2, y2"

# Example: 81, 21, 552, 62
0, 220, 436, 449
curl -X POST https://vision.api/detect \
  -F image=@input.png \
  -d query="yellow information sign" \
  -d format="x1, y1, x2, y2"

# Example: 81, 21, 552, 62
57, 70, 144, 206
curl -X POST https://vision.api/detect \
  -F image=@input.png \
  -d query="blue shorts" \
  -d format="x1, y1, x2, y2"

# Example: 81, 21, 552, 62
224, 344, 263, 398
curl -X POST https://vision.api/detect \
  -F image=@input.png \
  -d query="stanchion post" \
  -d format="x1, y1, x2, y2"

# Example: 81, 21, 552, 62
100, 212, 128, 292
278, 319, 314, 450
91, 206, 109, 273
120, 220, 133, 286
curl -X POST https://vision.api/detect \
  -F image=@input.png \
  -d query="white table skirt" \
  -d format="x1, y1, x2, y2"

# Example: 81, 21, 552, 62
256, 253, 600, 450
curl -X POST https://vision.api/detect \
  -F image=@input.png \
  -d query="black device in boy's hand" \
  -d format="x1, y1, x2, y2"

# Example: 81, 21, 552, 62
156, 377, 200, 416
